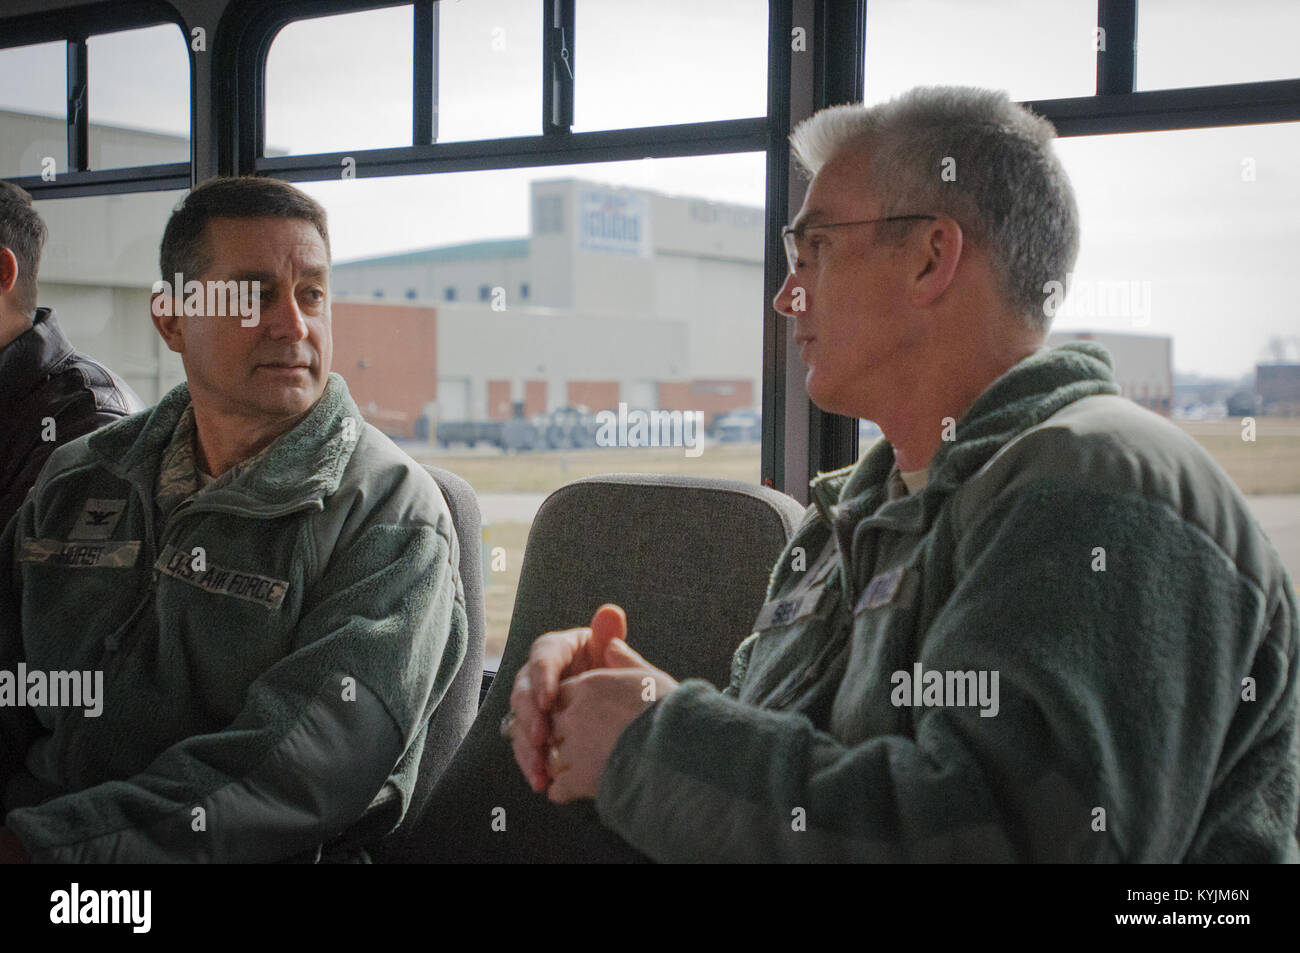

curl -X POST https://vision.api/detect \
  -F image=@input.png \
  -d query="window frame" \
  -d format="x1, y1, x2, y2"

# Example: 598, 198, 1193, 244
218, 0, 789, 482
1, 0, 1298, 494
0, 0, 194, 198
220, 0, 770, 179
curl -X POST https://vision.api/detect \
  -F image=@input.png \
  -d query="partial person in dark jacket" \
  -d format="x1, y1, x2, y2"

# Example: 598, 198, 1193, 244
0, 181, 143, 530
505, 87, 1299, 862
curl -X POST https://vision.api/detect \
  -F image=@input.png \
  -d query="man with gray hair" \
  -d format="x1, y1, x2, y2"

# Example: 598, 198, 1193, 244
506, 87, 1299, 862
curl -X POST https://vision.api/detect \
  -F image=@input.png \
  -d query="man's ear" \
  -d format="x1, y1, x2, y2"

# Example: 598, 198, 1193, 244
911, 215, 963, 308
0, 247, 18, 296
151, 289, 185, 355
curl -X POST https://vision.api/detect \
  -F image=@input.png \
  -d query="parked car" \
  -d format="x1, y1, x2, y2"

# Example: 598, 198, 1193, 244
713, 409, 762, 443
429, 405, 598, 452
537, 405, 598, 449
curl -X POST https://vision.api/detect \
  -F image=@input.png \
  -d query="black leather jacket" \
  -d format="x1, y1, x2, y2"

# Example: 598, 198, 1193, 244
0, 307, 144, 529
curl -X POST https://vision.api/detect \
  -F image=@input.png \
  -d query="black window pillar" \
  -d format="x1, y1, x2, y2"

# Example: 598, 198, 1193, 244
1097, 0, 1137, 95
67, 37, 89, 172
545, 0, 575, 133
414, 0, 437, 145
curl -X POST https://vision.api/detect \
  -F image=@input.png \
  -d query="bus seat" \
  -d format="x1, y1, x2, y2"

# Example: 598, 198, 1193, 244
381, 473, 806, 863
360, 464, 487, 861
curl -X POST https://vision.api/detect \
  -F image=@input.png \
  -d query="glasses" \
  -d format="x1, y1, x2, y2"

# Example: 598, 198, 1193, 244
781, 215, 938, 273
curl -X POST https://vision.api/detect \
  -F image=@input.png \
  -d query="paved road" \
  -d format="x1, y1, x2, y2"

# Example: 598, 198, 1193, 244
478, 493, 548, 525
480, 491, 1299, 584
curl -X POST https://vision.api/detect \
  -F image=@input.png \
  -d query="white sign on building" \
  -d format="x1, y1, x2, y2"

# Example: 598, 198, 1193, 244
578, 188, 650, 257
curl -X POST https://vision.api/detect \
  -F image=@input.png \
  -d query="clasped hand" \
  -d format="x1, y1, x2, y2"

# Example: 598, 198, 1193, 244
507, 604, 678, 803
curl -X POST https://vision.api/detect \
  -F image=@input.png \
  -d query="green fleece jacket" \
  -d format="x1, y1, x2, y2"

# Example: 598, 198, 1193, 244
596, 343, 1299, 862
0, 372, 467, 862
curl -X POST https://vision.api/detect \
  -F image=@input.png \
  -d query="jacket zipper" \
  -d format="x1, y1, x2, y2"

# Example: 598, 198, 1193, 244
57, 484, 164, 780
103, 576, 158, 652
101, 488, 174, 666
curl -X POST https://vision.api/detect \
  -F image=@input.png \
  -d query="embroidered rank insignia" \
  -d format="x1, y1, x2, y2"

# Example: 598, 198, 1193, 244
856, 566, 905, 613
71, 498, 127, 540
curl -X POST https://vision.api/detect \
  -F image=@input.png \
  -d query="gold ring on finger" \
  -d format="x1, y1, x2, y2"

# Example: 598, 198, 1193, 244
547, 743, 569, 774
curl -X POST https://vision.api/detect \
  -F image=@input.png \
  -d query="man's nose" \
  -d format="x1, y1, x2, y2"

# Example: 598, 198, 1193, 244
773, 270, 803, 318
263, 293, 309, 341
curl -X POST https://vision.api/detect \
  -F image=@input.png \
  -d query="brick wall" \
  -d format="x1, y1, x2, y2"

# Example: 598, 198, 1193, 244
331, 301, 437, 439
566, 380, 620, 412
524, 379, 548, 417
487, 380, 513, 420
657, 379, 754, 418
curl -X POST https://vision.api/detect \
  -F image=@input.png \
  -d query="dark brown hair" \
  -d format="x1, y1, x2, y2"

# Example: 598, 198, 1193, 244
159, 175, 330, 280
0, 179, 48, 315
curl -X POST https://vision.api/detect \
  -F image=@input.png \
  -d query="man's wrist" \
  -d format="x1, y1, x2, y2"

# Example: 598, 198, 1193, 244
595, 693, 661, 809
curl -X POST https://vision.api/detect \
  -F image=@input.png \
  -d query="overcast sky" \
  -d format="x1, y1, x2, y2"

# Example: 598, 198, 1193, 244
1, 0, 1298, 378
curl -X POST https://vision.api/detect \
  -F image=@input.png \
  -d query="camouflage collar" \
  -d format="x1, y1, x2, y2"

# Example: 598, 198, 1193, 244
90, 372, 361, 512
155, 404, 275, 520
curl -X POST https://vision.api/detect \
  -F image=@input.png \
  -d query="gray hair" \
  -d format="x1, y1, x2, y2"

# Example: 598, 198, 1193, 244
789, 87, 1078, 331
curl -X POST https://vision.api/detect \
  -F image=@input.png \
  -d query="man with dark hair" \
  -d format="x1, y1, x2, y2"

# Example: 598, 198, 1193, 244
0, 176, 468, 863
0, 179, 143, 530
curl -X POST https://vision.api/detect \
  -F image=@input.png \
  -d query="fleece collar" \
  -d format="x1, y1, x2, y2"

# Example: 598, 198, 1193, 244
809, 342, 1120, 520
88, 371, 359, 512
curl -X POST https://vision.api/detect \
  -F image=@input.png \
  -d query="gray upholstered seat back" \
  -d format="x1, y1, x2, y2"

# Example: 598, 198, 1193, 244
389, 473, 806, 863
369, 465, 486, 860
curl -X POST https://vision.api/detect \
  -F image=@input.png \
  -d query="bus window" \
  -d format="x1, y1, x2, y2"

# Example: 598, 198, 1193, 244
1137, 0, 1300, 90
0, 42, 68, 179
572, 0, 767, 132
863, 0, 1098, 104
433, 0, 542, 142
1052, 120, 1300, 503
87, 24, 190, 169
266, 5, 414, 155
302, 151, 766, 667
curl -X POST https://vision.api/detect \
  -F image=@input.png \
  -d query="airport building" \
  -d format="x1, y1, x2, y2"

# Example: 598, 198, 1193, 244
1257, 363, 1300, 416
329, 177, 765, 435
1047, 330, 1174, 415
